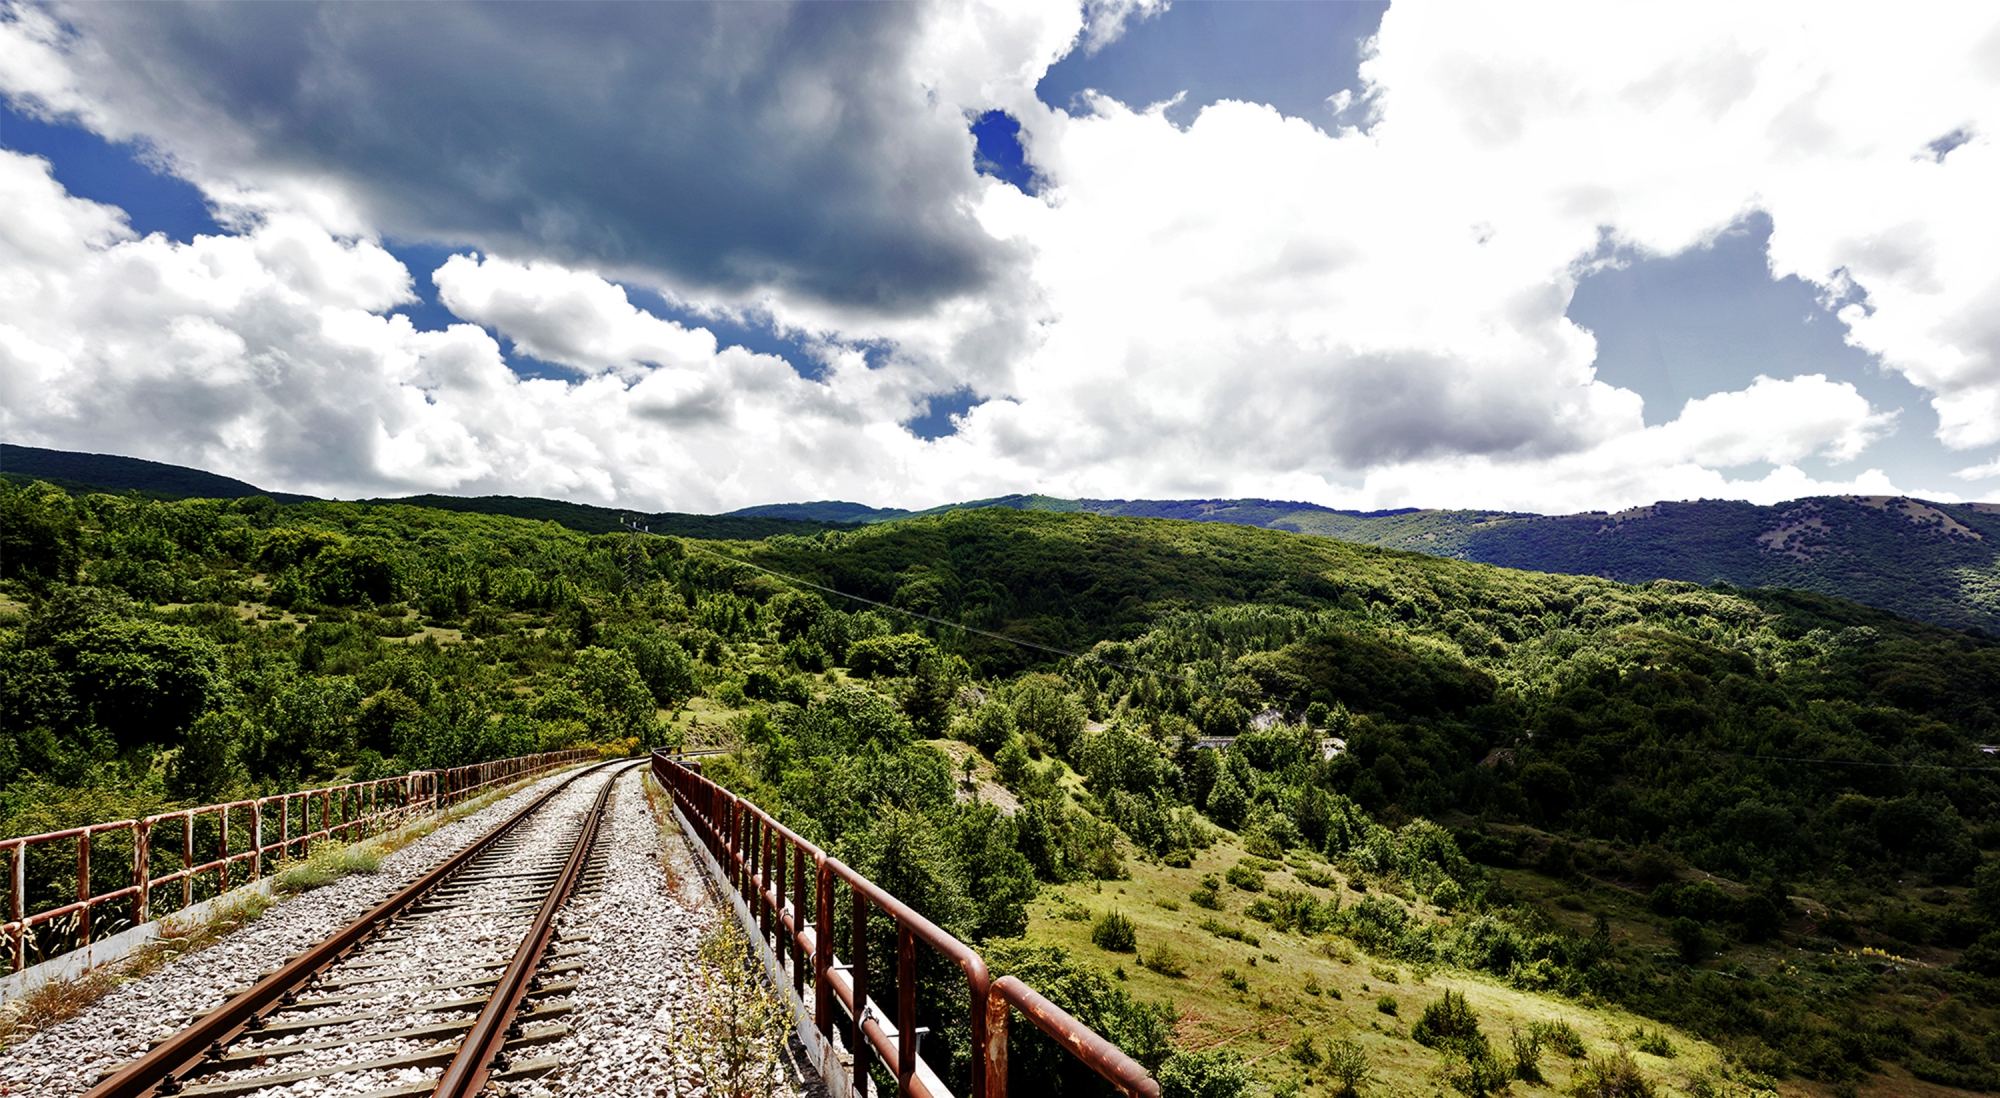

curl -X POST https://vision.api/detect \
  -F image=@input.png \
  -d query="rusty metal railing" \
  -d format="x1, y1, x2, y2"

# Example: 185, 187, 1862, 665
652, 751, 1159, 1098
3, 748, 597, 976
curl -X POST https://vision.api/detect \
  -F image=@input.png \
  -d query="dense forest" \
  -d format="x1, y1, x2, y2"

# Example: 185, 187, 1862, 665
5, 479, 2000, 1095
741, 490, 2000, 634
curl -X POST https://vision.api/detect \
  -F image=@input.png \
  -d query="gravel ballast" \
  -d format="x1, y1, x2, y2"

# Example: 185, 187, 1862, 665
504, 768, 816, 1098
1, 764, 823, 1098
0, 767, 594, 1098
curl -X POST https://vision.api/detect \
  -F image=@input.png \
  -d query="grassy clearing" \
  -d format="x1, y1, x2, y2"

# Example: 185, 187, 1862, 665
1024, 830, 1746, 1098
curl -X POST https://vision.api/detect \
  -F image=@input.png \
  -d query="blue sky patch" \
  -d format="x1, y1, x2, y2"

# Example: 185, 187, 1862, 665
1038, 1, 1387, 127
903, 387, 979, 440
1568, 212, 1965, 487
0, 100, 221, 242
971, 111, 1037, 193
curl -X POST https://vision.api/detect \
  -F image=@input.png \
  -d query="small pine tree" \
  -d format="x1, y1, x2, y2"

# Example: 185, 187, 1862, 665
1092, 910, 1138, 952
1412, 989, 1482, 1048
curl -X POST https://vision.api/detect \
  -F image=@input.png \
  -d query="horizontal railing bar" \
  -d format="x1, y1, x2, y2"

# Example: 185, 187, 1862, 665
651, 750, 1157, 1098
3, 749, 596, 979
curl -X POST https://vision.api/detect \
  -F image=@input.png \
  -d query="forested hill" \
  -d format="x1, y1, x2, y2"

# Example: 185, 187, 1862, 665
8, 484, 2000, 1088
0, 443, 318, 503
737, 493, 2000, 632
0, 444, 847, 540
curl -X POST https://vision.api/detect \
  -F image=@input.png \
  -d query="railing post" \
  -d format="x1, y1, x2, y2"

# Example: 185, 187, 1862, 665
9, 843, 24, 972
898, 922, 917, 1093
181, 814, 193, 908
983, 990, 1010, 1098
133, 821, 151, 926
77, 828, 91, 946
787, 841, 802, 994
218, 807, 231, 892
814, 857, 833, 1055
251, 802, 263, 881
760, 822, 774, 949
851, 885, 871, 1097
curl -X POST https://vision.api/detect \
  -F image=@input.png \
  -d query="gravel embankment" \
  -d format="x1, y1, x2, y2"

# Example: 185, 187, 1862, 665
506, 768, 819, 1098
0, 767, 594, 1098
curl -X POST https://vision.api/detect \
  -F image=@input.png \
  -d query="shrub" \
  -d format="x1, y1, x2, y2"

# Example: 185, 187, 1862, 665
1192, 874, 1225, 910
1325, 1038, 1371, 1098
1377, 994, 1398, 1016
1226, 863, 1266, 892
1412, 989, 1482, 1049
1142, 942, 1188, 978
1632, 1029, 1676, 1058
1288, 1032, 1321, 1066
1510, 1025, 1545, 1083
1567, 1049, 1656, 1098
1092, 911, 1138, 953
1222, 968, 1248, 991
1431, 878, 1464, 911
1157, 1049, 1251, 1098
1295, 865, 1337, 889
1199, 918, 1260, 947
1532, 1019, 1586, 1059
1440, 1041, 1512, 1098
1243, 829, 1285, 859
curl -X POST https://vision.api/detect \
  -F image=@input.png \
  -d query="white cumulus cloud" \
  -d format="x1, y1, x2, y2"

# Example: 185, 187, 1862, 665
2, 1, 1997, 513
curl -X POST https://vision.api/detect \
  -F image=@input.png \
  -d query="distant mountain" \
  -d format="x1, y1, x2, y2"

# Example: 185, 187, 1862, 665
2, 445, 853, 541
735, 492, 2000, 632
364, 494, 853, 540
731, 500, 916, 523
13, 444, 1994, 631
1, 443, 319, 503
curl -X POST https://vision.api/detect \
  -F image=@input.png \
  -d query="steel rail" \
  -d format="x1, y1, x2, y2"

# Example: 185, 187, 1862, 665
432, 760, 635, 1097
80, 759, 619, 1098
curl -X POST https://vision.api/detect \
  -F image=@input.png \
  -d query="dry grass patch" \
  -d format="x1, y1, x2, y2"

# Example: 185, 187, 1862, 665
1021, 830, 1734, 1097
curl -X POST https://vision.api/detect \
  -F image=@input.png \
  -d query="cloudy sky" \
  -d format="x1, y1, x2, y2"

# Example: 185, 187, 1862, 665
2, 1, 1998, 515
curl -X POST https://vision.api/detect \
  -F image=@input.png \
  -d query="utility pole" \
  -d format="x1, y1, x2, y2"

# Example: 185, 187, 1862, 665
621, 515, 650, 591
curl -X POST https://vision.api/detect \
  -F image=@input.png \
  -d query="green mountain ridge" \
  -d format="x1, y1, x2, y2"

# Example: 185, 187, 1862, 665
0, 444, 851, 542
736, 492, 2000, 633
10, 445, 1996, 632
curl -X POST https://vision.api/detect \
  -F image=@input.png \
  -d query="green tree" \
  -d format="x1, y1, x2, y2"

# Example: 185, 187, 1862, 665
54, 618, 224, 751
1206, 767, 1249, 830
983, 940, 1177, 1093
1007, 675, 1086, 758
902, 651, 963, 737
169, 710, 245, 802
960, 700, 1017, 755
560, 646, 661, 743
0, 482, 80, 585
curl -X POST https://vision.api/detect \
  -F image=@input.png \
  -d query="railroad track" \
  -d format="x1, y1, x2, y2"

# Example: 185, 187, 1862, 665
82, 760, 639, 1098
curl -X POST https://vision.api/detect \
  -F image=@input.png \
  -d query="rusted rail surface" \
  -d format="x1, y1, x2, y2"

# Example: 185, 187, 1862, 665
433, 760, 621, 1097
2, 749, 596, 977
81, 759, 625, 1098
651, 751, 1160, 1098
